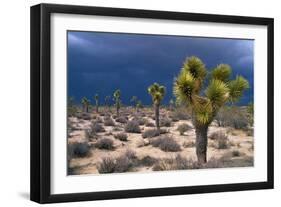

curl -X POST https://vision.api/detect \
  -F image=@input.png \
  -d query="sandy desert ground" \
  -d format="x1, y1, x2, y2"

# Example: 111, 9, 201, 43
67, 106, 253, 175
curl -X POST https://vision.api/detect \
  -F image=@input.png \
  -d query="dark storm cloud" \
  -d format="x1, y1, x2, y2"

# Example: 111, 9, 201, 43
68, 31, 254, 105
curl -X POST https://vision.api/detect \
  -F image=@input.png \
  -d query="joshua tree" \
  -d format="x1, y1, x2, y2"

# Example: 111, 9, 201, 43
173, 56, 249, 164
94, 94, 99, 113
130, 96, 138, 109
113, 89, 121, 116
148, 83, 166, 130
136, 100, 143, 112
81, 97, 90, 113
104, 95, 111, 111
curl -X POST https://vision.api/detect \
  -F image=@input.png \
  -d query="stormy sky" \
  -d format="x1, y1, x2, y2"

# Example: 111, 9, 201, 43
67, 31, 254, 106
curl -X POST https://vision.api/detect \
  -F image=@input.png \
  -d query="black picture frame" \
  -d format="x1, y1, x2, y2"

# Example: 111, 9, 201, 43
30, 3, 274, 204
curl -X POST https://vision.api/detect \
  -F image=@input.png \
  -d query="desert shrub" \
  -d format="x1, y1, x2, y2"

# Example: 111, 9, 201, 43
132, 117, 147, 125
112, 126, 123, 131
183, 141, 195, 148
246, 128, 254, 136
97, 150, 136, 173
125, 120, 141, 133
77, 112, 91, 120
209, 131, 229, 149
114, 132, 128, 141
170, 108, 191, 120
104, 117, 115, 126
204, 157, 223, 168
150, 136, 181, 152
97, 157, 116, 173
142, 129, 167, 138
115, 116, 128, 124
209, 130, 226, 140
232, 150, 241, 157
114, 155, 132, 172
217, 135, 229, 149
139, 156, 157, 166
160, 117, 172, 127
68, 105, 78, 117
95, 116, 103, 123
68, 142, 90, 158
125, 149, 137, 159
177, 123, 192, 135
91, 121, 105, 133
142, 129, 160, 138
95, 138, 114, 150
215, 107, 248, 129
145, 122, 155, 127
153, 154, 196, 171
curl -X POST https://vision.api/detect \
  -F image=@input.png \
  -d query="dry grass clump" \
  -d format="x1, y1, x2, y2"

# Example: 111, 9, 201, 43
142, 129, 166, 138
91, 121, 106, 133
95, 116, 103, 123
125, 120, 141, 133
170, 108, 190, 120
183, 141, 195, 148
104, 116, 115, 126
160, 117, 172, 127
115, 116, 128, 124
77, 112, 92, 120
177, 123, 192, 135
153, 154, 198, 171
68, 142, 90, 158
95, 138, 114, 150
132, 117, 147, 125
138, 155, 157, 166
114, 132, 128, 141
145, 122, 155, 127
97, 149, 137, 173
150, 136, 181, 152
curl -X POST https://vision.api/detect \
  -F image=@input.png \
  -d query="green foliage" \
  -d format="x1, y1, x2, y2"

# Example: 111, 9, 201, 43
148, 83, 166, 105
228, 75, 249, 103
173, 56, 249, 126
81, 97, 90, 112
210, 64, 231, 82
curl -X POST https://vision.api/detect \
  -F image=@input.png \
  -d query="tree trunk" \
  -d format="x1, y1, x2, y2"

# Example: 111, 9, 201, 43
85, 105, 88, 113
96, 102, 98, 113
195, 124, 208, 164
155, 104, 160, 130
116, 106, 119, 117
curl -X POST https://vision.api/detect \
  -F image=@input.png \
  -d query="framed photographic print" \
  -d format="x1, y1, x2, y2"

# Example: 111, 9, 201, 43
30, 3, 274, 203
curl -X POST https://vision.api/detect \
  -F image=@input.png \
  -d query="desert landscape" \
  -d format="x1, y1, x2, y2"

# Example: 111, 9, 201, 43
67, 32, 254, 175
67, 104, 254, 175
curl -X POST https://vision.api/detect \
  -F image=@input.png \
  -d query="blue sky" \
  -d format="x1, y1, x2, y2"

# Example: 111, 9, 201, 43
67, 31, 254, 106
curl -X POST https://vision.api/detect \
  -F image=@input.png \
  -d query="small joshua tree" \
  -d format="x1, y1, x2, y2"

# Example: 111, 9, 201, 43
148, 83, 166, 130
113, 89, 121, 116
105, 95, 111, 111
136, 100, 143, 112
130, 96, 138, 110
173, 56, 249, 163
81, 97, 90, 113
94, 94, 99, 113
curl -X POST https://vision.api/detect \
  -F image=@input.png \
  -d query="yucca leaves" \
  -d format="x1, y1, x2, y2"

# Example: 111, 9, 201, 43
148, 83, 166, 105
228, 75, 249, 103
211, 64, 232, 83
192, 95, 213, 125
182, 56, 207, 80
173, 70, 196, 104
205, 79, 229, 110
173, 56, 249, 126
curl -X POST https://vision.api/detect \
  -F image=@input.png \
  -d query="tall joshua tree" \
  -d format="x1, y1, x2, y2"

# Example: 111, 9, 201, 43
94, 94, 99, 113
173, 56, 249, 164
136, 100, 143, 112
148, 83, 166, 130
81, 97, 90, 113
113, 89, 121, 116
130, 96, 138, 110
